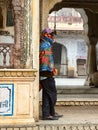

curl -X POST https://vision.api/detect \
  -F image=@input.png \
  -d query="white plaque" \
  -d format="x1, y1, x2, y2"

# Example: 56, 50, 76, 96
0, 84, 14, 116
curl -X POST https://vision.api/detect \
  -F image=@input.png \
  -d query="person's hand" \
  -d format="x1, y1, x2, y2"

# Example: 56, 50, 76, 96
39, 83, 42, 91
53, 68, 58, 76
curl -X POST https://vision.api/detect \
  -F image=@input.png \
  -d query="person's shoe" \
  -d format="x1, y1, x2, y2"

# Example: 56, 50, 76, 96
53, 112, 63, 118
43, 116, 59, 120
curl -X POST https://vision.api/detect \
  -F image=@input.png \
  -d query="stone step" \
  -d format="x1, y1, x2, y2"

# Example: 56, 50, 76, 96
57, 85, 98, 94
57, 94, 98, 101
39, 92, 98, 106
56, 94, 98, 106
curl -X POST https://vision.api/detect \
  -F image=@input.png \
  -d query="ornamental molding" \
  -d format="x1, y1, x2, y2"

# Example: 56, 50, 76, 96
0, 125, 98, 130
0, 69, 37, 78
40, 101, 98, 106
34, 124, 98, 130
56, 101, 98, 106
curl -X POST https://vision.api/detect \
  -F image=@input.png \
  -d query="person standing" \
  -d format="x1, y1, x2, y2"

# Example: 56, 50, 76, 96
39, 28, 62, 120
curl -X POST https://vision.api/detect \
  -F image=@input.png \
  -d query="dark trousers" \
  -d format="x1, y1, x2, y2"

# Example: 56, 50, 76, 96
40, 77, 57, 118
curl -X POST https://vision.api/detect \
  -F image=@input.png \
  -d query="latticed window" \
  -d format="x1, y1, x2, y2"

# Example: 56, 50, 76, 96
0, 44, 13, 68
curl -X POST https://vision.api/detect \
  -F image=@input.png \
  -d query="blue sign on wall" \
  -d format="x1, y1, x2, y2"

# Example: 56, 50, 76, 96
0, 84, 14, 116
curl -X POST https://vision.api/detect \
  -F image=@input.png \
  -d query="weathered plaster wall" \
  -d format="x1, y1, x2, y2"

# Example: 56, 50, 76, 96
55, 35, 87, 77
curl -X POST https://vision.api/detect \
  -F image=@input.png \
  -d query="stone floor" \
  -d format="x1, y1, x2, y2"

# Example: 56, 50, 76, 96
37, 106, 98, 125
37, 77, 98, 129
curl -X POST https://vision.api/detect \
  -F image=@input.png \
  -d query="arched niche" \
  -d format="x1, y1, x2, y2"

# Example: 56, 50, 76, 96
53, 42, 68, 76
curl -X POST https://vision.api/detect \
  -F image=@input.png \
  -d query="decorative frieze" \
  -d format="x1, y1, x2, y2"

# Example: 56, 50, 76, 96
0, 124, 98, 130
0, 69, 37, 77
56, 101, 98, 106
33, 125, 98, 130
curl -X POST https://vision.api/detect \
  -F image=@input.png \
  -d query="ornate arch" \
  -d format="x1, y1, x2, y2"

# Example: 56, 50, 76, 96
75, 9, 89, 45
41, 0, 89, 47
41, 0, 62, 29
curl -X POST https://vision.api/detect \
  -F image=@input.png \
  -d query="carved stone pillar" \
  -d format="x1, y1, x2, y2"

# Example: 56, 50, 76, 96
85, 10, 98, 85
24, 0, 32, 69
86, 39, 97, 85
12, 0, 24, 68
32, 0, 40, 121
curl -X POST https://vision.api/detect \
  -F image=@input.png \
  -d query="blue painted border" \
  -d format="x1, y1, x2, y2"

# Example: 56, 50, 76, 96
0, 84, 14, 116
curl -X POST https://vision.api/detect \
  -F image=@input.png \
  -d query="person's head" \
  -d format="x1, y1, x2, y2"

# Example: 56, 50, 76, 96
41, 28, 54, 40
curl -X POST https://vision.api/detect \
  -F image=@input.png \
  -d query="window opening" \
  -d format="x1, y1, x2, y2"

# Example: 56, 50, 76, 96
0, 7, 3, 28
6, 3, 14, 26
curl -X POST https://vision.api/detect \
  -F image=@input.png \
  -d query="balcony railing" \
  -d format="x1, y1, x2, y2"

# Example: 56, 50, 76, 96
0, 43, 14, 68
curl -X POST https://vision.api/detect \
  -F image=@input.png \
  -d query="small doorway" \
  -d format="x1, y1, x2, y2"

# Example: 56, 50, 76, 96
77, 59, 86, 76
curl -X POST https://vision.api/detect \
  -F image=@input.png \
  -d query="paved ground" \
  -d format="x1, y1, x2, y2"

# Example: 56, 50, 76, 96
37, 78, 98, 127
38, 78, 98, 126
38, 106, 98, 125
